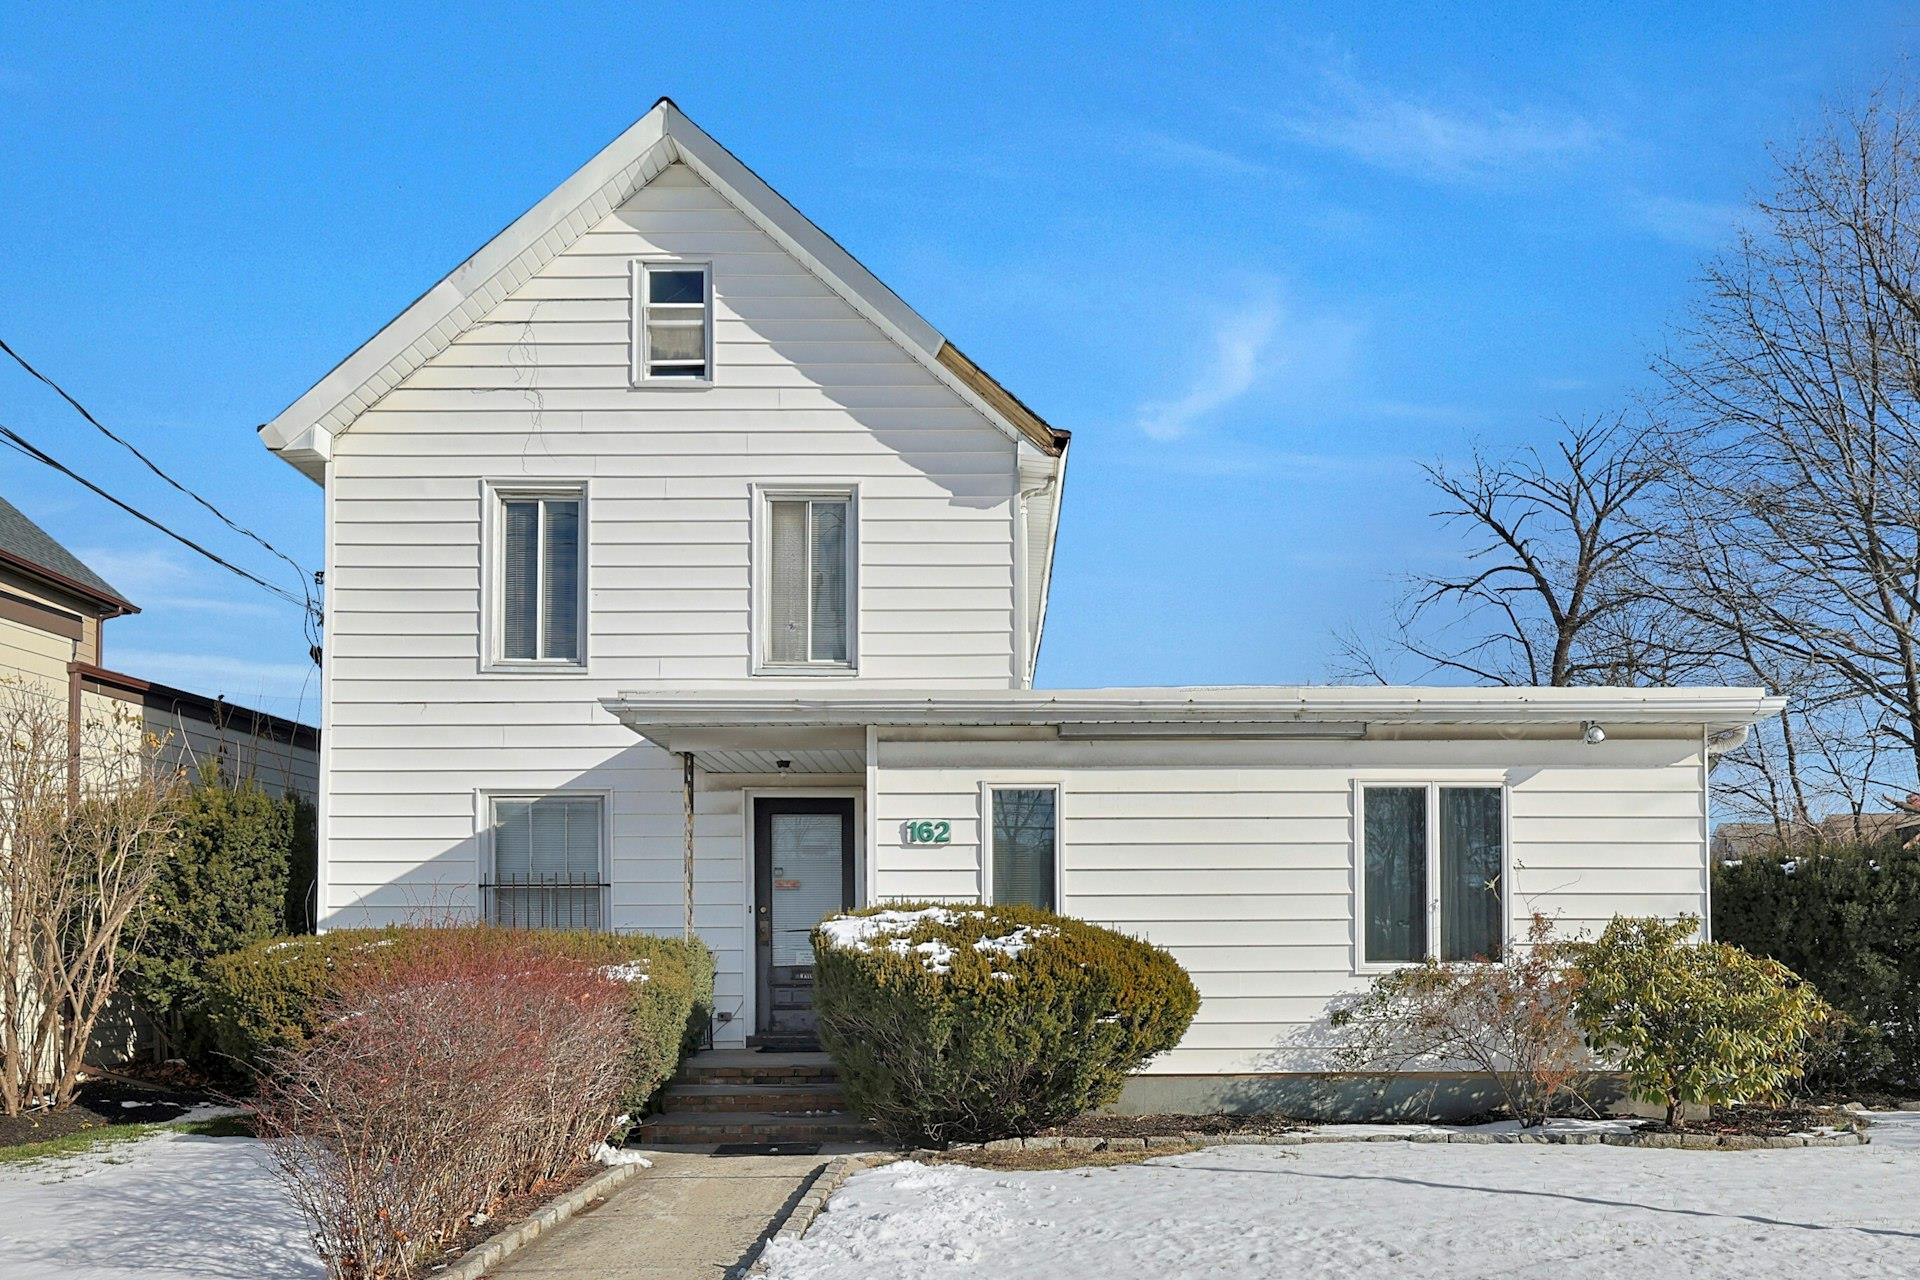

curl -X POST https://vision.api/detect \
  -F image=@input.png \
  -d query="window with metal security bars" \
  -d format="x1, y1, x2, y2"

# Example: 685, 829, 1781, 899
494, 488, 585, 666
631, 261, 712, 383
483, 795, 607, 930
989, 786, 1058, 910
759, 492, 855, 669
1360, 783, 1505, 967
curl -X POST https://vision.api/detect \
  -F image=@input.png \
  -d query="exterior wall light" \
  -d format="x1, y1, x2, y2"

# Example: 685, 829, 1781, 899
1582, 721, 1606, 746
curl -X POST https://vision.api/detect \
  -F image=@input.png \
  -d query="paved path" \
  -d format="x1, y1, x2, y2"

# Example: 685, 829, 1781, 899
491, 1149, 832, 1280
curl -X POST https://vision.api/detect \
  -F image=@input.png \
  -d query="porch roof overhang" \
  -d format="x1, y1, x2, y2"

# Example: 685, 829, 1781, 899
602, 685, 1787, 756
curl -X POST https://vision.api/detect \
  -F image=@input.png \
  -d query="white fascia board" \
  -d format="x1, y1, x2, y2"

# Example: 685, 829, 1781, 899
602, 686, 1787, 733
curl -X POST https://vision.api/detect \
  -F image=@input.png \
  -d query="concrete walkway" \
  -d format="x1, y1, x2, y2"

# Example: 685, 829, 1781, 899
490, 1149, 834, 1279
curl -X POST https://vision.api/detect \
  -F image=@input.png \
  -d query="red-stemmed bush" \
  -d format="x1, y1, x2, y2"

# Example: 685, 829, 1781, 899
249, 929, 635, 1280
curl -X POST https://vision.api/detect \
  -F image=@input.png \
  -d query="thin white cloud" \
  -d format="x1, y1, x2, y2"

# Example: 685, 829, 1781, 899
76, 544, 283, 620
1135, 131, 1270, 176
1135, 299, 1283, 441
1280, 72, 1602, 183
1621, 191, 1747, 248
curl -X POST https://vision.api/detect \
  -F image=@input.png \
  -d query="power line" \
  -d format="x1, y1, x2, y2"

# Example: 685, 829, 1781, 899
0, 335, 313, 588
0, 423, 310, 612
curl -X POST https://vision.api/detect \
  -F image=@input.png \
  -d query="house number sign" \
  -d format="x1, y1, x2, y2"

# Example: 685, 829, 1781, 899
901, 820, 951, 845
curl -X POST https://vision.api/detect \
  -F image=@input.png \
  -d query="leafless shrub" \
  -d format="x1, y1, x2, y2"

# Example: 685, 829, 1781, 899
0, 680, 187, 1114
1329, 914, 1595, 1126
249, 930, 635, 1280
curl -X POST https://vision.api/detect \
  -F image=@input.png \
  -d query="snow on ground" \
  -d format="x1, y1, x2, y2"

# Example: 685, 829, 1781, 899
759, 1113, 1920, 1280
0, 1129, 319, 1280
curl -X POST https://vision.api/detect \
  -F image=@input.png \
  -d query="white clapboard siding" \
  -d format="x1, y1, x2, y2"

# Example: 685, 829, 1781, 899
870, 734, 1707, 1075
319, 161, 1024, 1041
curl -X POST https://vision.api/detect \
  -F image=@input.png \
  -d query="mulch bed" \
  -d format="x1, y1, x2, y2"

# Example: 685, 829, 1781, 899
0, 1076, 217, 1149
1040, 1112, 1307, 1139
1632, 1103, 1864, 1138
431, 1163, 601, 1266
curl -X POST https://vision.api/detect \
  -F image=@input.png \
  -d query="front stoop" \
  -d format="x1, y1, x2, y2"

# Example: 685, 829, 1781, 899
641, 1049, 876, 1146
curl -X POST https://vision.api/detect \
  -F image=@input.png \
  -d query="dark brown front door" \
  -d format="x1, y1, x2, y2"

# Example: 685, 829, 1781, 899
754, 797, 855, 1043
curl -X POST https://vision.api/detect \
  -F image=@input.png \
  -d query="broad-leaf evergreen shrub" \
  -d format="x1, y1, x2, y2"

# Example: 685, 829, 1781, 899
811, 903, 1199, 1145
1714, 843, 1920, 1090
117, 769, 316, 1062
204, 925, 713, 1110
1571, 915, 1830, 1127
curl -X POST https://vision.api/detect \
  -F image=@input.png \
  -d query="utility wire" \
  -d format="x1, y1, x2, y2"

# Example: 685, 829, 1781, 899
0, 335, 312, 588
0, 423, 310, 611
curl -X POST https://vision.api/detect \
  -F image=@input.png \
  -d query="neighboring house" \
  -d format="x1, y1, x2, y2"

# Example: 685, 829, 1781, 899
1713, 808, 1920, 860
257, 99, 1782, 1113
0, 496, 318, 798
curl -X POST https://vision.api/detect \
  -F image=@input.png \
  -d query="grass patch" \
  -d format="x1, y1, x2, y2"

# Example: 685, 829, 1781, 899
925, 1142, 1200, 1172
0, 1114, 251, 1167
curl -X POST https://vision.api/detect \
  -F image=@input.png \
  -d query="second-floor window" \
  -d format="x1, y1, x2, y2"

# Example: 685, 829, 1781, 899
759, 491, 855, 670
494, 487, 585, 667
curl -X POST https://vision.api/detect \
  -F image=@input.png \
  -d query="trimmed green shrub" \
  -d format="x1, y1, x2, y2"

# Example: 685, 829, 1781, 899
117, 770, 317, 1062
203, 925, 713, 1110
1572, 915, 1830, 1127
1714, 843, 1920, 1089
811, 903, 1199, 1145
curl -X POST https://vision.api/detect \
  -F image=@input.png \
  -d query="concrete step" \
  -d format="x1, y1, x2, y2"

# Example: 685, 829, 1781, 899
679, 1049, 839, 1087
637, 1108, 874, 1145
659, 1081, 846, 1114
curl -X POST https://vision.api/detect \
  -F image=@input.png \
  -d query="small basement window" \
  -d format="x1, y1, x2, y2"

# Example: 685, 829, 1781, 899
1360, 783, 1505, 966
632, 260, 713, 383
483, 794, 607, 930
759, 491, 856, 669
491, 486, 586, 667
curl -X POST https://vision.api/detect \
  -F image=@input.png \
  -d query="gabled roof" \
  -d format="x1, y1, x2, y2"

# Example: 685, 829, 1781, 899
258, 98, 1070, 483
0, 495, 136, 615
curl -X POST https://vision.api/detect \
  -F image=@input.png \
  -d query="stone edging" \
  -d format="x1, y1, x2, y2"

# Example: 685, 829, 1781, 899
938, 1125, 1870, 1154
744, 1153, 900, 1275
435, 1160, 646, 1280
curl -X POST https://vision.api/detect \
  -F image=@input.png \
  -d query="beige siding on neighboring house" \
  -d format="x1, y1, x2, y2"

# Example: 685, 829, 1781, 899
869, 734, 1709, 1076
320, 162, 1024, 1035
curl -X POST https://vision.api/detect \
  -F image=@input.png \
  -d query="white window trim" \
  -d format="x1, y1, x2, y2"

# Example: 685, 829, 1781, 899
481, 479, 590, 674
978, 781, 1064, 911
476, 788, 612, 930
1352, 779, 1510, 974
750, 483, 860, 676
629, 259, 715, 387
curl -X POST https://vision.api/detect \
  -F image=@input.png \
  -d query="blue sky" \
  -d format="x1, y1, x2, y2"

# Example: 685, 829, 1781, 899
3, 3, 1913, 719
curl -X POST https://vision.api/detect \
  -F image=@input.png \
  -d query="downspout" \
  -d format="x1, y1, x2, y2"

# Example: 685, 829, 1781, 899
681, 751, 696, 941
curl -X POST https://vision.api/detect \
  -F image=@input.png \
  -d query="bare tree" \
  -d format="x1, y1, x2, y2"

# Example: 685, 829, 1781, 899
1339, 416, 1678, 687
1651, 90, 1920, 816
0, 682, 187, 1115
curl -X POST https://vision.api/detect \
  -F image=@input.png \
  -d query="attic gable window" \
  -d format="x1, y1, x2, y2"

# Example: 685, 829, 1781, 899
632, 261, 713, 384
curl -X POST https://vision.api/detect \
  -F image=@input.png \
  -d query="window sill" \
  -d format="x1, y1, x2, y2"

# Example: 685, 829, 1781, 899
481, 660, 592, 677
630, 378, 715, 390
752, 663, 860, 678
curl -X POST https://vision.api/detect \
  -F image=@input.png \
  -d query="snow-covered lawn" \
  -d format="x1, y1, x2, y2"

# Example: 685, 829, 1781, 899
760, 1113, 1920, 1280
0, 1127, 318, 1280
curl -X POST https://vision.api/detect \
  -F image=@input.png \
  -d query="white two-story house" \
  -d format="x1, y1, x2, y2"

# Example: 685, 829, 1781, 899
259, 99, 1781, 1112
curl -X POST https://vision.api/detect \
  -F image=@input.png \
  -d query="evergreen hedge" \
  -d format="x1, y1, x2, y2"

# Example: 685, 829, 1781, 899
202, 925, 714, 1111
811, 903, 1199, 1145
117, 771, 317, 1062
1714, 844, 1920, 1090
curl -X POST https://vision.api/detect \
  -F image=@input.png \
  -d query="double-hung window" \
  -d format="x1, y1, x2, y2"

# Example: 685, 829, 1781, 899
1359, 783, 1505, 965
492, 486, 586, 667
632, 261, 712, 383
483, 794, 606, 930
986, 785, 1058, 910
759, 491, 856, 670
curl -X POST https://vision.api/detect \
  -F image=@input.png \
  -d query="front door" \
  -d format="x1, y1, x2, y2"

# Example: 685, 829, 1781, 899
753, 797, 855, 1044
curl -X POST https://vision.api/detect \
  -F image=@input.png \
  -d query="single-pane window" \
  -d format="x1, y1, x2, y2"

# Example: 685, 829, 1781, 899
1363, 786, 1427, 964
637, 263, 710, 380
488, 795, 604, 929
498, 494, 584, 663
991, 787, 1056, 910
1440, 787, 1504, 961
765, 496, 853, 666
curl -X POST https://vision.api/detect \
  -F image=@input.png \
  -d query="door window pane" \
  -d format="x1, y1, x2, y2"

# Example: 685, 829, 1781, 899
1440, 788, 1504, 961
769, 813, 844, 966
992, 788, 1057, 910
1364, 786, 1427, 964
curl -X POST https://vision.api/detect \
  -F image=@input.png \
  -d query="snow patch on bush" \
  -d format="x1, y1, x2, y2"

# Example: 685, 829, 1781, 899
817, 910, 1052, 976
